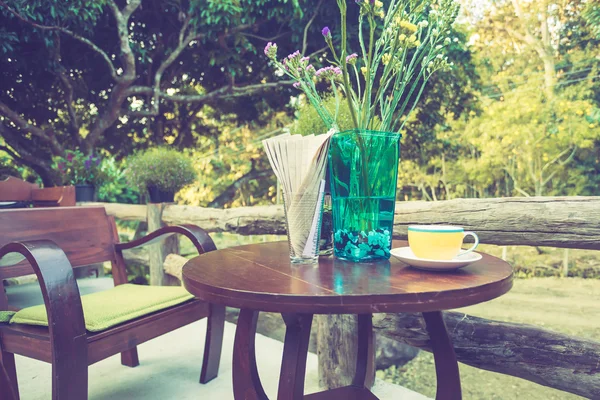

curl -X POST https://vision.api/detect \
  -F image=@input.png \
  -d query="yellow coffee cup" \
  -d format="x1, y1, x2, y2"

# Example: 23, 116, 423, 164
408, 225, 479, 261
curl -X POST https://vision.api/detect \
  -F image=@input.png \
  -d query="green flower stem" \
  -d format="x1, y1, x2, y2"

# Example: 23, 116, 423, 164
337, 0, 360, 130
361, 15, 376, 130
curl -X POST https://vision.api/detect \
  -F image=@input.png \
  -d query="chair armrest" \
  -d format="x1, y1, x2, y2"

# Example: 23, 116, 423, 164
115, 225, 217, 255
0, 240, 87, 364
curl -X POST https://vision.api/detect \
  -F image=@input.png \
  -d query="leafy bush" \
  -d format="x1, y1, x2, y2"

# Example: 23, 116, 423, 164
96, 157, 140, 204
289, 95, 356, 136
125, 147, 197, 192
54, 150, 106, 186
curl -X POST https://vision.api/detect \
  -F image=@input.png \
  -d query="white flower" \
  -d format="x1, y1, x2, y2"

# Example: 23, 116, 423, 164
453, 37, 459, 43
436, 44, 443, 50
418, 20, 429, 29
444, 38, 451, 45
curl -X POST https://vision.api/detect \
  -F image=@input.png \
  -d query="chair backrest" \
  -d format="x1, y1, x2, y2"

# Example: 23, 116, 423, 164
31, 186, 76, 207
0, 207, 118, 280
0, 177, 37, 201
0, 177, 76, 207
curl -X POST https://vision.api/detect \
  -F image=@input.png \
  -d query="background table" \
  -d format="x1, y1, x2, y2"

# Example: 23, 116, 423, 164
182, 240, 513, 400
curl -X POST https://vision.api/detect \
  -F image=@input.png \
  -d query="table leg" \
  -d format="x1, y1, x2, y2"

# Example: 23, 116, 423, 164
352, 314, 375, 389
422, 311, 462, 400
233, 309, 268, 400
278, 313, 313, 400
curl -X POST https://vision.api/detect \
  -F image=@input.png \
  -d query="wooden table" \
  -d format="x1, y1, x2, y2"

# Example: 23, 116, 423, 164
182, 241, 513, 400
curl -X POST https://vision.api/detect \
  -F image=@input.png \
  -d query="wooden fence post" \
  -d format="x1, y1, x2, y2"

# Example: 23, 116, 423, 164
316, 314, 375, 390
147, 203, 180, 286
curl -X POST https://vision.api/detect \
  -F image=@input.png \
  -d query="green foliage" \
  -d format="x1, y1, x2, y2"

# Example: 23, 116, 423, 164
96, 157, 140, 204
583, 1, 600, 38
54, 150, 105, 186
125, 148, 197, 192
289, 96, 356, 135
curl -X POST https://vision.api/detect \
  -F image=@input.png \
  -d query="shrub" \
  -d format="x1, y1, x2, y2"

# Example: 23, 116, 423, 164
96, 157, 140, 204
54, 150, 106, 186
125, 147, 197, 193
289, 95, 360, 136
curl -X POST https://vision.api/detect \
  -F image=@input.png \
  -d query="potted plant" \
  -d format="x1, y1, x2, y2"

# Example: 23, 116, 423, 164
265, 0, 459, 261
55, 150, 105, 202
125, 148, 197, 203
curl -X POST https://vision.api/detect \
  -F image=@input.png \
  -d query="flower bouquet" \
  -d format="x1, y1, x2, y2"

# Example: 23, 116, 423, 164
55, 150, 105, 202
265, 0, 459, 261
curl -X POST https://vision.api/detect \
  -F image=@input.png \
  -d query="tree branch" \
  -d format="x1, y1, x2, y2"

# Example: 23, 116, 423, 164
51, 36, 81, 145
0, 0, 117, 80
0, 143, 26, 165
85, 0, 142, 150
302, 0, 324, 54
541, 146, 577, 174
0, 102, 64, 155
126, 80, 294, 107
207, 167, 271, 208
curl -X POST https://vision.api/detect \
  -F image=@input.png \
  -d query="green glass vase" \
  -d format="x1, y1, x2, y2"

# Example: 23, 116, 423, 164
328, 130, 401, 262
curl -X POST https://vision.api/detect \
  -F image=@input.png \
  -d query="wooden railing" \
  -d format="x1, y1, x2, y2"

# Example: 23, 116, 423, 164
85, 197, 600, 398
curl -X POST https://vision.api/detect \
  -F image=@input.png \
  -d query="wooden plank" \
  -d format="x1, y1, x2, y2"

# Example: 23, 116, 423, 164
393, 197, 600, 250
162, 203, 286, 236
91, 197, 600, 249
147, 203, 180, 287
372, 311, 600, 399
81, 202, 147, 221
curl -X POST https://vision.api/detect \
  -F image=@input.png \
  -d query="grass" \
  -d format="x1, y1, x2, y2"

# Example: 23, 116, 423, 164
378, 277, 600, 399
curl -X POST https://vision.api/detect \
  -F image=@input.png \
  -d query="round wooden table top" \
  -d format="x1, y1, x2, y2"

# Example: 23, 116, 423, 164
182, 240, 513, 314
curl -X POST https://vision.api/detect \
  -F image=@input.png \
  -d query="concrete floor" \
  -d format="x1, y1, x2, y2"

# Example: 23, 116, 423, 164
7, 279, 429, 400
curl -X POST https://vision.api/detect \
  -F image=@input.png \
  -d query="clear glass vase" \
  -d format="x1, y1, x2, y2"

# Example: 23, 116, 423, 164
283, 191, 325, 264
329, 130, 401, 262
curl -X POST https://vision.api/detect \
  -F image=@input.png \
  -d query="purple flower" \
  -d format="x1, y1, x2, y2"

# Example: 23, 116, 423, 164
84, 159, 91, 170
57, 162, 65, 171
322, 26, 331, 38
293, 82, 301, 89
287, 50, 301, 60
66, 153, 74, 162
346, 53, 358, 64
315, 66, 342, 80
264, 42, 278, 59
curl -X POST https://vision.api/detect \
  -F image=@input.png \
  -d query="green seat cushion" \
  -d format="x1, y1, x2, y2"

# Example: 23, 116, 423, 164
10, 284, 194, 332
0, 311, 15, 323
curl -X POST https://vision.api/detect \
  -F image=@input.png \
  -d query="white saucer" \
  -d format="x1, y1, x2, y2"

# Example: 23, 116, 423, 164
390, 247, 483, 271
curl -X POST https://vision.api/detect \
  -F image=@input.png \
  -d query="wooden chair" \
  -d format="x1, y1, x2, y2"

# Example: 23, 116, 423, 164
0, 207, 225, 400
0, 177, 75, 207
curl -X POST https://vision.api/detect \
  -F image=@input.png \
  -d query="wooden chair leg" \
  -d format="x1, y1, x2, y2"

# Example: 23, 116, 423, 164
278, 313, 313, 400
51, 336, 88, 400
352, 314, 375, 389
0, 350, 19, 400
121, 348, 140, 368
200, 304, 225, 384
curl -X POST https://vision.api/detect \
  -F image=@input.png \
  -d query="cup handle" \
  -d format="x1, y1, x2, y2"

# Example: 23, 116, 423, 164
458, 231, 479, 256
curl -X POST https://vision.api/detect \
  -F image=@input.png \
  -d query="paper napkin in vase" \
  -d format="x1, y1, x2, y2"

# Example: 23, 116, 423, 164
263, 130, 334, 257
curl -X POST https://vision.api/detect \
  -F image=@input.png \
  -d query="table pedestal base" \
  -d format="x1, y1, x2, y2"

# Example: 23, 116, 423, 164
232, 309, 461, 400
